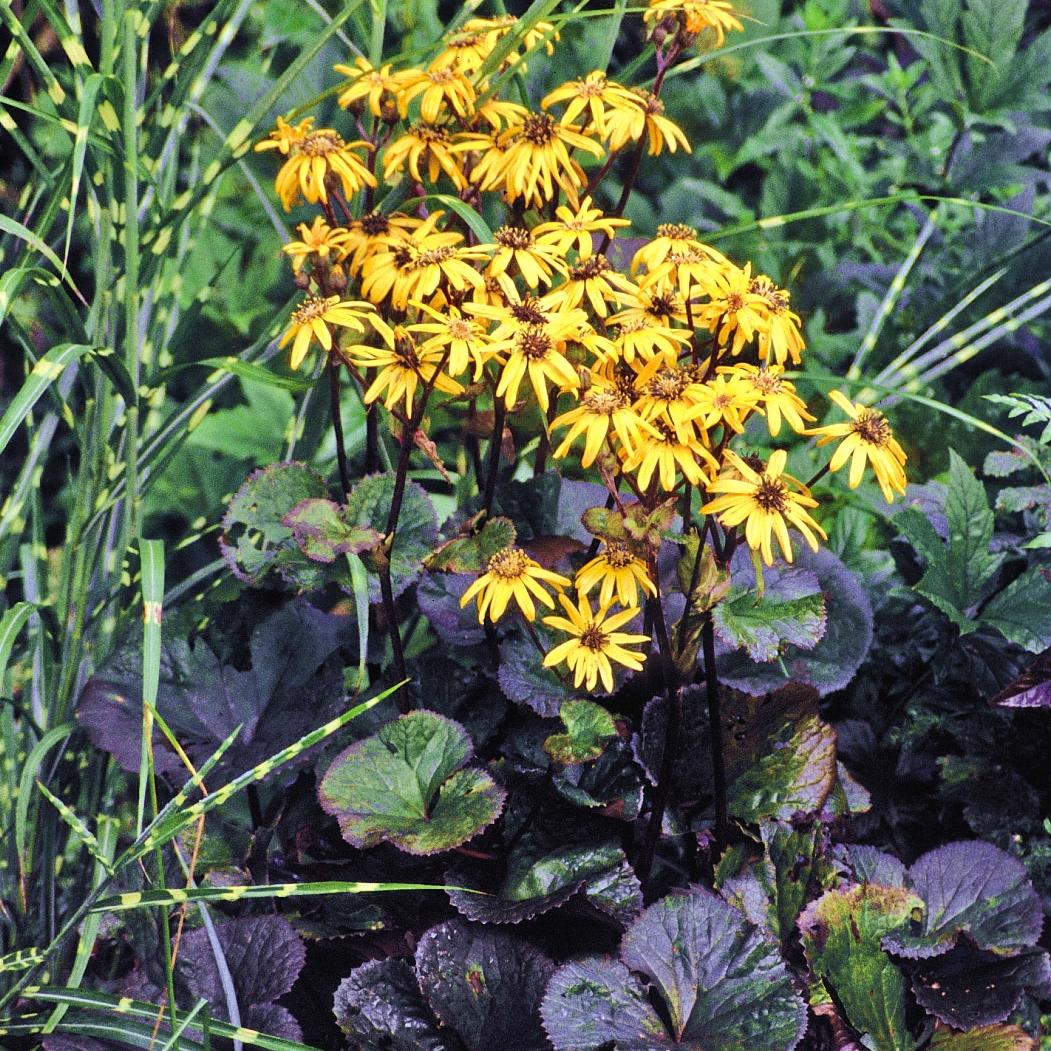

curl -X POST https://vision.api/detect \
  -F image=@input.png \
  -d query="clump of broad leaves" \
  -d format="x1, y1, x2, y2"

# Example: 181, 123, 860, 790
66, 432, 1051, 1051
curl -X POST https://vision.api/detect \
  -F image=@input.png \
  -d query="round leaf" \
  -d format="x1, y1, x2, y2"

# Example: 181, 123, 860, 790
544, 700, 617, 765
318, 711, 506, 855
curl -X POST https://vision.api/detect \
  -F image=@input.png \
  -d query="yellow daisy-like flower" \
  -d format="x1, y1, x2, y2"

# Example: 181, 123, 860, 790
632, 358, 706, 441
408, 301, 494, 380
542, 593, 649, 693
334, 58, 412, 117
603, 89, 690, 155
359, 217, 489, 309
546, 255, 638, 319
576, 542, 657, 608
397, 64, 477, 123
551, 377, 656, 466
474, 111, 604, 208
692, 261, 770, 356
685, 372, 762, 434
631, 224, 726, 277
281, 217, 352, 275
721, 363, 814, 436
644, 0, 744, 47
807, 390, 908, 502
491, 321, 581, 412
344, 317, 464, 416
532, 196, 631, 259
703, 449, 826, 565
622, 419, 718, 491
459, 546, 570, 623
434, 28, 493, 75
486, 225, 568, 296
608, 282, 689, 330
269, 128, 377, 211
541, 71, 639, 136
255, 115, 313, 156
642, 244, 727, 304
342, 210, 422, 276
750, 274, 805, 365
382, 124, 469, 190
278, 294, 375, 371
612, 316, 692, 365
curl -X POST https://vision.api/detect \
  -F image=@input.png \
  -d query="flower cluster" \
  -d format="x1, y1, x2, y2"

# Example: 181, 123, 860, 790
256, 0, 908, 693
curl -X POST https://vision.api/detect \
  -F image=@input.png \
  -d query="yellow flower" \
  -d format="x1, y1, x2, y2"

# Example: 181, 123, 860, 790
266, 127, 376, 211
551, 378, 656, 466
344, 317, 464, 416
279, 295, 375, 371
692, 261, 770, 356
397, 65, 477, 123
631, 224, 726, 276
281, 217, 352, 275
702, 449, 826, 565
334, 58, 412, 117
408, 301, 494, 380
685, 373, 763, 433
608, 282, 689, 330
722, 363, 814, 436
622, 419, 718, 491
750, 274, 805, 365
255, 115, 313, 156
459, 546, 570, 622
434, 28, 494, 75
474, 111, 604, 208
542, 593, 649, 692
611, 316, 692, 365
532, 196, 631, 259
546, 255, 638, 319
359, 216, 489, 309
342, 210, 422, 276
382, 124, 470, 190
576, 542, 657, 608
486, 225, 568, 296
807, 390, 908, 502
644, 0, 744, 47
632, 358, 706, 441
641, 244, 727, 304
491, 321, 581, 412
541, 71, 639, 136
603, 89, 689, 155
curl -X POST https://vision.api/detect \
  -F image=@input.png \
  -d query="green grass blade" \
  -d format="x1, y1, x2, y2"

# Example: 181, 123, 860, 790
34, 782, 116, 876
0, 214, 83, 299
63, 73, 103, 267
0, 602, 34, 687
0, 948, 47, 975
92, 879, 475, 914
0, 343, 94, 458
846, 207, 939, 381
15, 723, 75, 877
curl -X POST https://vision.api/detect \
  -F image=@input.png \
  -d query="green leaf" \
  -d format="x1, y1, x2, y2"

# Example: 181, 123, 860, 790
345, 472, 439, 602
713, 578, 826, 663
219, 462, 331, 588
0, 343, 94, 458
896, 450, 1002, 629
542, 888, 807, 1051
544, 700, 617, 765
799, 884, 923, 1051
929, 1025, 1037, 1051
318, 711, 506, 855
426, 516, 517, 573
282, 498, 382, 564
961, 0, 1027, 109
979, 568, 1051, 653
728, 714, 838, 824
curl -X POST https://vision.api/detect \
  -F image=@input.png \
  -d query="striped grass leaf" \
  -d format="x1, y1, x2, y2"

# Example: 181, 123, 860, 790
0, 1016, 206, 1051
0, 602, 34, 689
846, 208, 941, 381
15, 724, 75, 885
667, 25, 996, 84
155, 356, 315, 393
34, 781, 116, 877
0, 215, 82, 300
126, 680, 405, 863
5, 986, 319, 1051
63, 73, 104, 267
0, 343, 96, 459
91, 878, 475, 914
0, 948, 47, 975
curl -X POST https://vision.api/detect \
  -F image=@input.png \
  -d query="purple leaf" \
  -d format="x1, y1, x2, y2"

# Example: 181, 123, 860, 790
989, 646, 1051, 707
